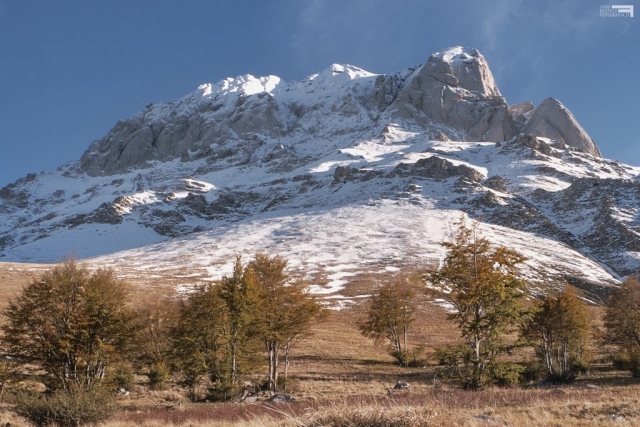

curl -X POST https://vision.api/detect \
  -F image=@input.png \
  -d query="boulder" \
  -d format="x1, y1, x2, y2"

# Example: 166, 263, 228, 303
394, 381, 411, 390
266, 393, 295, 403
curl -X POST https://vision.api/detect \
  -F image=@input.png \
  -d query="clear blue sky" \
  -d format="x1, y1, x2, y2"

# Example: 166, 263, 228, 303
0, 0, 638, 187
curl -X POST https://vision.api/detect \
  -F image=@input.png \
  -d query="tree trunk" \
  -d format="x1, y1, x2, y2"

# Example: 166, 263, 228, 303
273, 344, 279, 391
268, 343, 275, 391
231, 335, 237, 383
268, 341, 280, 391
283, 342, 290, 389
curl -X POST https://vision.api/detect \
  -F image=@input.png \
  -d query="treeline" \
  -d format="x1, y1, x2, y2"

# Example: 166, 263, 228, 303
359, 220, 640, 390
0, 254, 324, 425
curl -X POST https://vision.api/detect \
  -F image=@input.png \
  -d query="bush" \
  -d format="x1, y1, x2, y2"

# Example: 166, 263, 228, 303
407, 346, 428, 368
147, 362, 171, 390
520, 359, 545, 383
207, 379, 235, 402
611, 348, 640, 377
390, 350, 409, 366
1, 259, 139, 391
391, 347, 428, 368
435, 345, 522, 388
109, 364, 134, 390
488, 362, 523, 386
10, 386, 117, 427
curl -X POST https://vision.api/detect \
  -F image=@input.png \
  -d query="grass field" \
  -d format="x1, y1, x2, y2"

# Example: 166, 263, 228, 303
1, 262, 639, 426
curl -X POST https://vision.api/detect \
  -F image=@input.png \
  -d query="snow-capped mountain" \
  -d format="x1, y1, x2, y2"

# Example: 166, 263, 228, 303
1, 46, 637, 301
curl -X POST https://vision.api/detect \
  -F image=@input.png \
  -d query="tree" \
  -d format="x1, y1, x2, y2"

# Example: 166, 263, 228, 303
523, 286, 591, 383
429, 220, 526, 389
169, 283, 228, 401
605, 276, 640, 376
1, 259, 138, 392
248, 254, 323, 391
217, 256, 260, 385
133, 297, 179, 389
359, 280, 416, 366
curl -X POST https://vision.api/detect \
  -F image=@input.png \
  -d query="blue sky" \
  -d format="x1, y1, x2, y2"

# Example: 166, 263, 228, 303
0, 0, 637, 187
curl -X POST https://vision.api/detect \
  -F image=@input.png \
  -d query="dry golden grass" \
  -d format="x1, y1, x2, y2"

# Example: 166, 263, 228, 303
94, 386, 640, 426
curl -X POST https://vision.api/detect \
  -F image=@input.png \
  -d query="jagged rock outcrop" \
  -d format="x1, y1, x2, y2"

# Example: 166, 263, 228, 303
522, 97, 601, 157
392, 46, 512, 142
394, 156, 484, 182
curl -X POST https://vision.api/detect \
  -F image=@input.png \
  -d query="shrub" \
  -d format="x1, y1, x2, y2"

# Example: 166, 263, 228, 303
147, 362, 171, 390
207, 379, 236, 402
390, 350, 410, 367
406, 345, 428, 368
109, 364, 134, 390
10, 386, 117, 427
359, 281, 417, 368
611, 348, 640, 377
488, 362, 524, 386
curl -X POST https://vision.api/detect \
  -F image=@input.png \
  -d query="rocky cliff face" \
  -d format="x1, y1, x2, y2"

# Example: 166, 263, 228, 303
2, 47, 631, 301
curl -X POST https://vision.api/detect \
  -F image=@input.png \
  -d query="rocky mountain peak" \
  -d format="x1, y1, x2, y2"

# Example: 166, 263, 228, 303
523, 97, 602, 157
423, 46, 501, 97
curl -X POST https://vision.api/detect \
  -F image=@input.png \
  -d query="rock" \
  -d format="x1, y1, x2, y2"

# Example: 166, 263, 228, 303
334, 166, 361, 182
395, 156, 484, 182
509, 101, 535, 129
522, 98, 601, 157
485, 175, 508, 192
394, 381, 410, 390
266, 393, 294, 403
472, 414, 511, 426
116, 387, 130, 396
65, 202, 123, 227
509, 133, 555, 156
80, 91, 287, 176
179, 193, 209, 215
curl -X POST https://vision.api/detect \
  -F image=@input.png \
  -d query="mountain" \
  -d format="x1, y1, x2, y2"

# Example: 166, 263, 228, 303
1, 46, 636, 303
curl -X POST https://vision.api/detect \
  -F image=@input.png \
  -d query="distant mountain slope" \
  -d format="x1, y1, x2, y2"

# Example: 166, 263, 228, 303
1, 46, 636, 300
